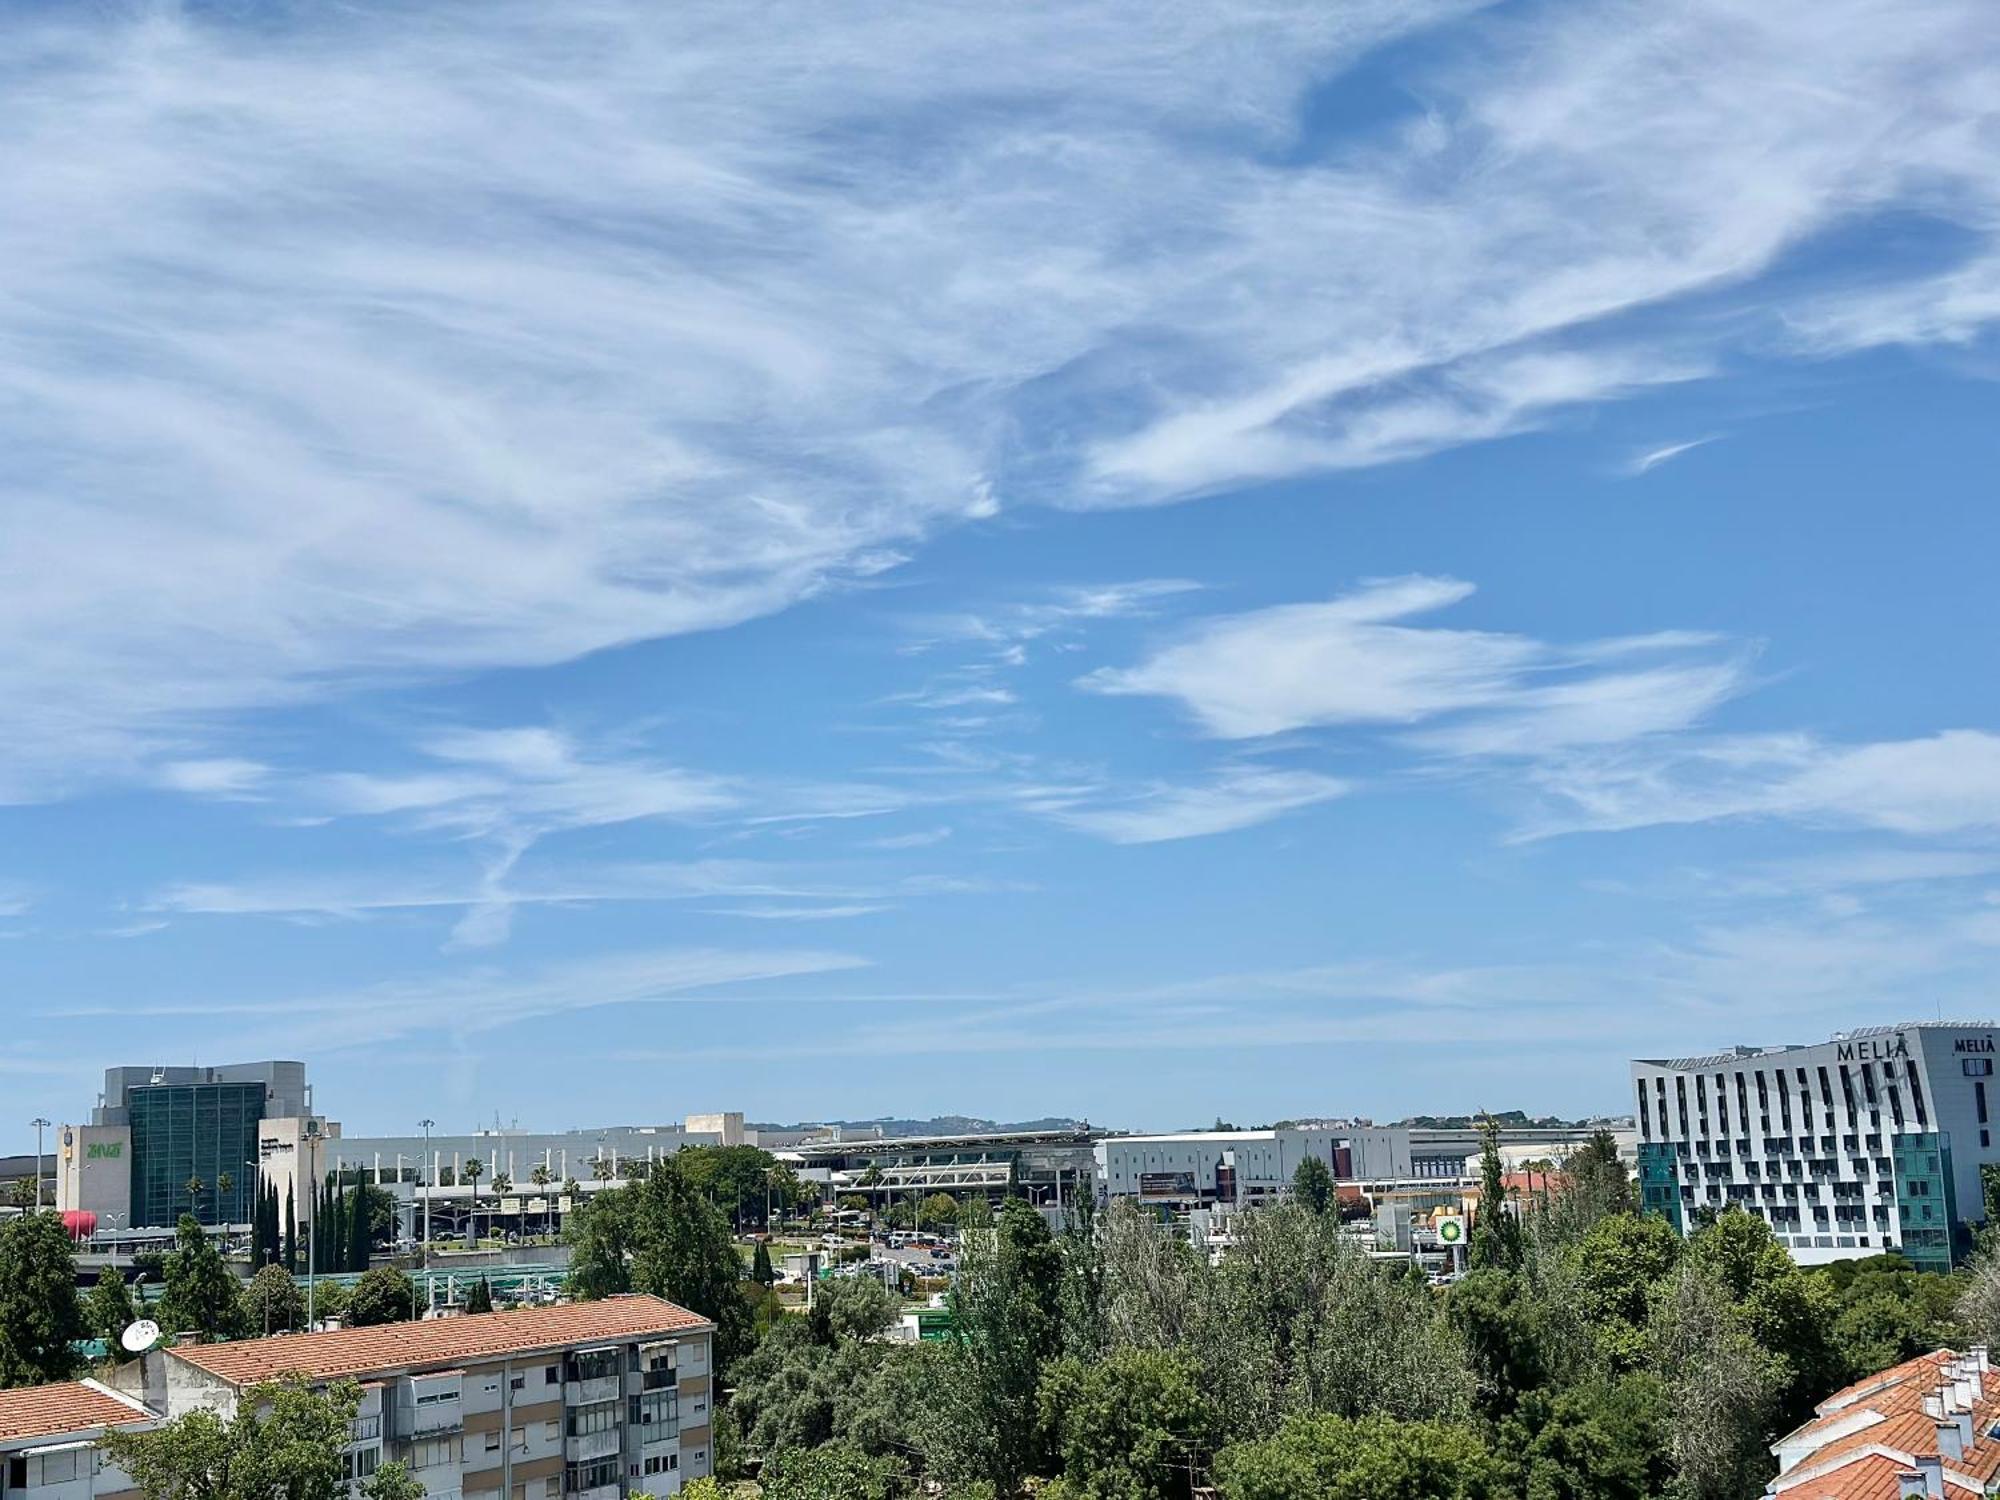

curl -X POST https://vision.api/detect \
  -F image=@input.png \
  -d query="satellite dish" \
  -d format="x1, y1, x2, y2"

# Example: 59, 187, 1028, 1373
120, 1319, 161, 1355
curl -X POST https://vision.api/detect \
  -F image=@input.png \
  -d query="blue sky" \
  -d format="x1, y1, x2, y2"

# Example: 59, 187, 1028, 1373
5, 0, 2000, 1145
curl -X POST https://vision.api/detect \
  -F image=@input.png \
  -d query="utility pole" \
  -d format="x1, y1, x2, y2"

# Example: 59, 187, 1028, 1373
30, 1118, 50, 1210
419, 1119, 435, 1270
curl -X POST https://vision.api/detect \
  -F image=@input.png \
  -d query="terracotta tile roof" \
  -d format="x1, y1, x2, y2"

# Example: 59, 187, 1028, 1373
1772, 1348, 2000, 1499
168, 1295, 710, 1387
0, 1382, 152, 1443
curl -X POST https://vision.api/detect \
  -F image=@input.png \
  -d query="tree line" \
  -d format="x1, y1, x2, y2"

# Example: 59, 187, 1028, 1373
561, 1128, 2000, 1500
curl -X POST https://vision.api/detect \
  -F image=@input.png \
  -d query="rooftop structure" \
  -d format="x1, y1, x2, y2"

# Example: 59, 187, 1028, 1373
165, 1294, 710, 1386
114, 1295, 716, 1500
1769, 1345, 1996, 1498
0, 1380, 154, 1500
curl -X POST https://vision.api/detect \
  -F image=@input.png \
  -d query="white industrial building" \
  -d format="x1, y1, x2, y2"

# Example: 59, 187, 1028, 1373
1095, 1125, 1414, 1208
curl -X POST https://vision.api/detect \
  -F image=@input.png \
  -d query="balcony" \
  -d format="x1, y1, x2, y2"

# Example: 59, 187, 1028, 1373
565, 1377, 620, 1407
349, 1417, 382, 1444
565, 1431, 619, 1464
409, 1403, 463, 1435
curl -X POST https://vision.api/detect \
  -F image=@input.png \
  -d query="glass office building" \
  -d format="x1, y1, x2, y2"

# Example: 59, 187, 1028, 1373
127, 1080, 267, 1227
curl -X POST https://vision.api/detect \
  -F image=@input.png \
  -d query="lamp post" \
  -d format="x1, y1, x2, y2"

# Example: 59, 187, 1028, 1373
30, 1118, 50, 1210
419, 1119, 435, 1269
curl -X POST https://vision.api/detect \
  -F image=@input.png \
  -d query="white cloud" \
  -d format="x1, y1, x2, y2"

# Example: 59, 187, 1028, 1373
0, 1, 1995, 796
1085, 575, 1749, 749
1035, 767, 1348, 844
155, 758, 270, 796
1624, 436, 1718, 475
1523, 729, 2000, 838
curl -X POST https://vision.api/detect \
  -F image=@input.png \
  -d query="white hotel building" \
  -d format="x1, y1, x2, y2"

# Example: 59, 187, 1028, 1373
1632, 1021, 2000, 1272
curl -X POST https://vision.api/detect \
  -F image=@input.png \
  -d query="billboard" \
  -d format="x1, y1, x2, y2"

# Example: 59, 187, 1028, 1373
1138, 1171, 1198, 1199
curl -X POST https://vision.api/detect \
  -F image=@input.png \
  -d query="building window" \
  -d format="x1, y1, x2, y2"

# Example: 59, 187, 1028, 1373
568, 1401, 619, 1437
410, 1437, 459, 1470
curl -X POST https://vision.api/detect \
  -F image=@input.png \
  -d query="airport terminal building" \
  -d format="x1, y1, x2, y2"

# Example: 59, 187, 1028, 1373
1632, 1021, 2000, 1271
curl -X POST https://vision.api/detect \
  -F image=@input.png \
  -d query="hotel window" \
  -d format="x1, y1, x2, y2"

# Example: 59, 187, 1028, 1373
1978, 1080, 1989, 1125
1967, 1059, 1994, 1077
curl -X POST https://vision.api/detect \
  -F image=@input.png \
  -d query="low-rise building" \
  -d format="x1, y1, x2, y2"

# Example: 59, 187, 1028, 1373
1768, 1345, 1995, 1498
115, 1294, 715, 1499
1095, 1126, 1413, 1209
0, 1382, 154, 1500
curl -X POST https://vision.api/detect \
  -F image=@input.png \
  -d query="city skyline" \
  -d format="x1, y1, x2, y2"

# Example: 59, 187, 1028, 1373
5, 1, 2000, 1142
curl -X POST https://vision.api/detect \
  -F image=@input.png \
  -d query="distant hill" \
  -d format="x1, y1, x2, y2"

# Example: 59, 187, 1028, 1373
750, 1115, 1087, 1138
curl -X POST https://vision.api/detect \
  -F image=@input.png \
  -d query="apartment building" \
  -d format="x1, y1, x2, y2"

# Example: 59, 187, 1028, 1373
1632, 1021, 2000, 1271
1767, 1345, 1995, 1498
125, 1296, 714, 1499
0, 1382, 154, 1500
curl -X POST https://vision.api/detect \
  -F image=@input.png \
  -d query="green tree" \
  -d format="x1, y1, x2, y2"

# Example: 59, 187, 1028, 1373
1820, 1253, 1959, 1377
1291, 1156, 1334, 1216
1561, 1130, 1635, 1216
159, 1212, 247, 1344
752, 1240, 777, 1287
1038, 1347, 1215, 1500
360, 1461, 426, 1500
1646, 1262, 1780, 1500
912, 1198, 1065, 1490
759, 1441, 906, 1500
1447, 1269, 1552, 1419
347, 1267, 418, 1327
566, 1157, 753, 1367
1566, 1213, 1681, 1371
0, 1211, 87, 1386
86, 1266, 141, 1364
1503, 1373, 1674, 1500
347, 1185, 372, 1272
242, 1263, 305, 1336
1469, 1115, 1523, 1271
1213, 1413, 1507, 1500
728, 1310, 913, 1463
103, 1376, 359, 1500
1682, 1206, 1839, 1424
920, 1193, 960, 1230
465, 1277, 495, 1314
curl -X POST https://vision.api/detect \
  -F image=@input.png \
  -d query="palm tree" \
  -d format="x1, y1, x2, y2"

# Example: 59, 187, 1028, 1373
590, 1155, 614, 1184
461, 1159, 484, 1242
185, 1175, 206, 1220
529, 1165, 554, 1238
216, 1172, 235, 1224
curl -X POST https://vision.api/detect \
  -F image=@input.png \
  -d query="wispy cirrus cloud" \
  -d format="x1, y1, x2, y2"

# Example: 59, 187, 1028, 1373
1521, 729, 2000, 840
1, 1, 1997, 800
1028, 766, 1349, 845
1083, 575, 1752, 751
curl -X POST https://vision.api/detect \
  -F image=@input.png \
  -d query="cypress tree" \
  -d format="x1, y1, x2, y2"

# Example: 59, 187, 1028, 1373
284, 1183, 297, 1271
349, 1185, 371, 1271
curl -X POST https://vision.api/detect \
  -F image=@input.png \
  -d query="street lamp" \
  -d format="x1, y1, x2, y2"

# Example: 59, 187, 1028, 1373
419, 1120, 435, 1269
30, 1119, 50, 1210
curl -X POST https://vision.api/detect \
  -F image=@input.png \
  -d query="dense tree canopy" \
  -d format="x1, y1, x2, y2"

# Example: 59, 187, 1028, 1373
158, 1213, 247, 1344
103, 1378, 358, 1500
0, 1211, 87, 1387
568, 1155, 754, 1366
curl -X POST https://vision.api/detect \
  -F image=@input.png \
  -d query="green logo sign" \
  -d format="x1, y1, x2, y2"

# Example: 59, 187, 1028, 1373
1435, 1217, 1464, 1245
87, 1142, 123, 1160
